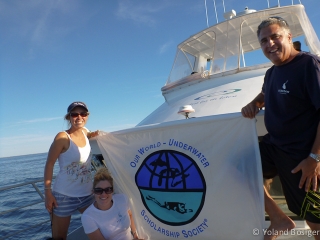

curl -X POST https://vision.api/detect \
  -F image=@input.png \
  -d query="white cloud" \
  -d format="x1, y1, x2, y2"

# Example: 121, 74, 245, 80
16, 117, 62, 125
115, 1, 169, 26
0, 117, 62, 131
0, 134, 53, 145
0, 134, 52, 157
0, 0, 91, 48
159, 41, 173, 54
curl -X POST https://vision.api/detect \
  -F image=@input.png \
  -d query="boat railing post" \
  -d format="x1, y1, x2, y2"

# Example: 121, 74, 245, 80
32, 182, 45, 200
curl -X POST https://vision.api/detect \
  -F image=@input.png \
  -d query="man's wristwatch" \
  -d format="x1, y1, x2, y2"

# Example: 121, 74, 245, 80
309, 153, 320, 162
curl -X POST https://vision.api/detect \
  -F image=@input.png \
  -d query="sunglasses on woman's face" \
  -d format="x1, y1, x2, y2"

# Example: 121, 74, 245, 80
93, 187, 113, 195
69, 112, 89, 118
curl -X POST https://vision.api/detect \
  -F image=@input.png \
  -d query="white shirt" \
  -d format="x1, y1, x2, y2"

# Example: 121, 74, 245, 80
81, 194, 131, 240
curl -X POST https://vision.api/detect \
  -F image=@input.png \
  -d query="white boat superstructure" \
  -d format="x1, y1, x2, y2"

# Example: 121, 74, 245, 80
138, 4, 320, 129
2, 2, 320, 240
89, 3, 320, 239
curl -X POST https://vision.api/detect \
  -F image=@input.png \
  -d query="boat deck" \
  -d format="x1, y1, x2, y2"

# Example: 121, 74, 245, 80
68, 227, 88, 240
278, 230, 314, 239
68, 225, 314, 240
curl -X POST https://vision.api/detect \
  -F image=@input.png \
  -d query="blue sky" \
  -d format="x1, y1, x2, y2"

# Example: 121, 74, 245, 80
0, 0, 319, 158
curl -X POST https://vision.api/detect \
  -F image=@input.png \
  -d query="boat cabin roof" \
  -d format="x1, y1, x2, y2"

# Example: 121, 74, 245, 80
163, 4, 320, 91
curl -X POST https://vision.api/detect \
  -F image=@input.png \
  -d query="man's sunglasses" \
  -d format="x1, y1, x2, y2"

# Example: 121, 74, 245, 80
70, 112, 89, 118
93, 187, 113, 195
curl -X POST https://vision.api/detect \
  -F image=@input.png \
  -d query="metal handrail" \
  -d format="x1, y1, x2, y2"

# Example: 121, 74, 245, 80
0, 158, 103, 239
0, 177, 55, 215
0, 177, 56, 240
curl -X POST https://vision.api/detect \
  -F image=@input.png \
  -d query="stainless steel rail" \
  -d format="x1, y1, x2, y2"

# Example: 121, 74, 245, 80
0, 178, 51, 215
0, 157, 104, 240
0, 177, 55, 239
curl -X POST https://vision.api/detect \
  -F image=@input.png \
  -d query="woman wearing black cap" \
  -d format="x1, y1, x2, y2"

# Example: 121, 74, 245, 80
44, 101, 99, 240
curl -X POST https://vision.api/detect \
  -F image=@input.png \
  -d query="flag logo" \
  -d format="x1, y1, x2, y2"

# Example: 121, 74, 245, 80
135, 150, 206, 226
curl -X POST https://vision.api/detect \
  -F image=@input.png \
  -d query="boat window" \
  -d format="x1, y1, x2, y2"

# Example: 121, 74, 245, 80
223, 21, 240, 71
210, 21, 228, 74
167, 50, 196, 84
166, 20, 243, 85
167, 31, 215, 84
239, 17, 267, 67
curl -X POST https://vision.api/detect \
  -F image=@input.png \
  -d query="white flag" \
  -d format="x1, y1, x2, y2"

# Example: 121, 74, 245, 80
96, 113, 264, 240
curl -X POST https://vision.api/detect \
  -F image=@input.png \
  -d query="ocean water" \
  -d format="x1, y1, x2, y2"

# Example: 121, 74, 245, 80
0, 153, 82, 240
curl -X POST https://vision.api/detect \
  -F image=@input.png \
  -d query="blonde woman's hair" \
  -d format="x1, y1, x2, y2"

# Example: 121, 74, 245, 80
93, 167, 113, 188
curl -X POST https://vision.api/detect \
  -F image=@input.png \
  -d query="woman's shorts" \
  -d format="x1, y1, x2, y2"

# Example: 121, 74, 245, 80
260, 141, 320, 223
52, 191, 94, 217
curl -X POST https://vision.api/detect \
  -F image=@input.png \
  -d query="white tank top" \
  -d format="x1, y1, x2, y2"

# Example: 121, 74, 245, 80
53, 130, 92, 197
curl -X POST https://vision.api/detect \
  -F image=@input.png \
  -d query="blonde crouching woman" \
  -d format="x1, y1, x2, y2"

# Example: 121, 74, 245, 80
81, 167, 143, 240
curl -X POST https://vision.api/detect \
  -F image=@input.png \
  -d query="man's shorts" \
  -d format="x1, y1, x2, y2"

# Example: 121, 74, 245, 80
260, 141, 320, 223
52, 191, 94, 217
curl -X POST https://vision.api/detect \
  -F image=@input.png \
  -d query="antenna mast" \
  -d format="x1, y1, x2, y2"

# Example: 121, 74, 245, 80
213, 0, 219, 24
205, 0, 209, 27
